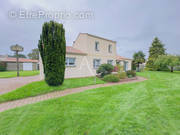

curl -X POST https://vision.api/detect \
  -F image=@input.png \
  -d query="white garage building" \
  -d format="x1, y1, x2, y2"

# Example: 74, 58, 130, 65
0, 55, 39, 71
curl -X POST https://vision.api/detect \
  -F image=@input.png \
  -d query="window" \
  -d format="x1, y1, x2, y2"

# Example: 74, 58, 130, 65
66, 57, 76, 66
95, 41, 99, 51
93, 59, 101, 69
107, 60, 113, 65
108, 45, 112, 53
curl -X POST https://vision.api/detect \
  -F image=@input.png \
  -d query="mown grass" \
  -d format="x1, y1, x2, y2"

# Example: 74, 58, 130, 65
0, 71, 179, 135
0, 77, 105, 103
0, 71, 40, 78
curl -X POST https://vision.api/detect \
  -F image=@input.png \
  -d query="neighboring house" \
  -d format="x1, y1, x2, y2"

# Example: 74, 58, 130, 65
0, 55, 39, 71
40, 33, 132, 79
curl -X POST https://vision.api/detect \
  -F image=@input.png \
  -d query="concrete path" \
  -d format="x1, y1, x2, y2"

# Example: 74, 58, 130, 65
0, 77, 146, 113
0, 75, 41, 95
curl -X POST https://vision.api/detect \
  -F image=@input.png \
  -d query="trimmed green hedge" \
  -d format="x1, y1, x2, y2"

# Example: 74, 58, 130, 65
118, 72, 127, 79
38, 21, 66, 86
126, 70, 136, 78
103, 74, 120, 82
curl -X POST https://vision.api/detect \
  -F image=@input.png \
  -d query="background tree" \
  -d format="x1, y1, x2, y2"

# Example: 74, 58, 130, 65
133, 51, 145, 72
154, 55, 180, 72
28, 48, 39, 60
38, 21, 66, 86
177, 55, 180, 61
146, 37, 166, 70
11, 53, 26, 58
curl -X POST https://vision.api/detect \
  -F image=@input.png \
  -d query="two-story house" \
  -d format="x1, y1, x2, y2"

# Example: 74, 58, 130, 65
39, 33, 132, 79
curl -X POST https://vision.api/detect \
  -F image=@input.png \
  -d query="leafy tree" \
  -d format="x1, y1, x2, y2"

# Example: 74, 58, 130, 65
154, 55, 180, 72
97, 64, 114, 77
146, 37, 166, 70
28, 48, 39, 60
12, 54, 27, 58
38, 21, 66, 86
133, 51, 145, 72
177, 55, 180, 61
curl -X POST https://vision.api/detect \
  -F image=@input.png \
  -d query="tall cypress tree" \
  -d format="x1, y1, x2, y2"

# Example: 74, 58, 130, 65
38, 21, 66, 86
146, 37, 166, 70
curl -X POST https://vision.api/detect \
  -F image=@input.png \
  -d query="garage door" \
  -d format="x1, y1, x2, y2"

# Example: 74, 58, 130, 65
23, 63, 32, 71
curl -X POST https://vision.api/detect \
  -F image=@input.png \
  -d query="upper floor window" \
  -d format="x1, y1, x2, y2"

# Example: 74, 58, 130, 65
66, 57, 76, 66
107, 60, 113, 65
93, 59, 101, 69
95, 41, 99, 51
108, 45, 112, 53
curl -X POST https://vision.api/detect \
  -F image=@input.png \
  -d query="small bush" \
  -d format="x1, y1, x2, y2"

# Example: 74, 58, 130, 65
126, 70, 136, 78
175, 66, 180, 71
118, 72, 127, 79
113, 64, 124, 72
97, 64, 114, 77
113, 66, 119, 72
103, 74, 120, 82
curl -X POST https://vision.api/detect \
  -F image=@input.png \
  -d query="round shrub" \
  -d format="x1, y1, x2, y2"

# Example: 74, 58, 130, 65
103, 74, 120, 82
97, 64, 114, 77
118, 72, 127, 79
126, 70, 136, 78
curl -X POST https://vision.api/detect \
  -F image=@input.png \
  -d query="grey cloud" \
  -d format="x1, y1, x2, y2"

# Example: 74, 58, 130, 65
0, 0, 180, 59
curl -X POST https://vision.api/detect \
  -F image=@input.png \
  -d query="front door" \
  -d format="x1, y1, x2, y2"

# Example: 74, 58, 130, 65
124, 61, 128, 71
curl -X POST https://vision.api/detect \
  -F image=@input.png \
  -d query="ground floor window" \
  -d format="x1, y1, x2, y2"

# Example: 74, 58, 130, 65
107, 60, 113, 65
66, 57, 76, 66
93, 59, 101, 69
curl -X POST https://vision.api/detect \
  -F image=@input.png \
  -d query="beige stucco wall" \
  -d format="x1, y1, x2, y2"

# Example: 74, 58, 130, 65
6, 62, 23, 71
39, 33, 132, 80
73, 33, 118, 73
73, 33, 117, 57
6, 62, 39, 71
39, 53, 95, 79
39, 54, 44, 80
32, 63, 38, 70
65, 54, 95, 78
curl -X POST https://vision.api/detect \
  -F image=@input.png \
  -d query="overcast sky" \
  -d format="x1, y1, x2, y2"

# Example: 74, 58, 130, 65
0, 0, 180, 58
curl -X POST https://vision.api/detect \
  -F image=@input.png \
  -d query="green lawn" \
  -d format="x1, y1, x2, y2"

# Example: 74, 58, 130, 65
0, 71, 40, 78
0, 77, 105, 103
0, 71, 180, 135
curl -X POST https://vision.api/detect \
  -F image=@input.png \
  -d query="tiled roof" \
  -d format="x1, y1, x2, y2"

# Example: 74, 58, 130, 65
0, 57, 38, 63
66, 46, 86, 55
116, 55, 132, 61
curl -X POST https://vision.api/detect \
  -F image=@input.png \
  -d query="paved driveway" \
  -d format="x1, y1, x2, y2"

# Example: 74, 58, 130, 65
0, 75, 41, 95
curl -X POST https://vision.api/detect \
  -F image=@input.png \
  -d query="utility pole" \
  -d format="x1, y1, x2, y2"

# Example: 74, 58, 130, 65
16, 50, 19, 76
10, 44, 23, 77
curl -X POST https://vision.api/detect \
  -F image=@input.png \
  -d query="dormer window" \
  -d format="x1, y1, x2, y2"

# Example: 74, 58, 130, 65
95, 41, 99, 51
108, 45, 112, 53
